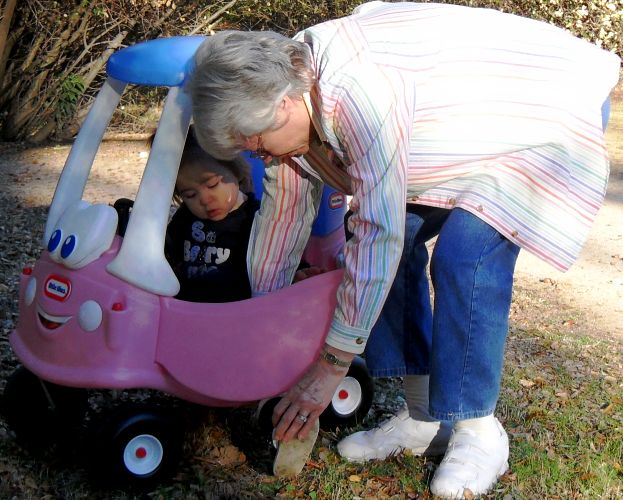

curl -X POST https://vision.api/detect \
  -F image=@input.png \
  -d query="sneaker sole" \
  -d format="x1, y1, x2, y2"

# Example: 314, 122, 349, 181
340, 441, 449, 462
430, 460, 510, 498
273, 419, 320, 477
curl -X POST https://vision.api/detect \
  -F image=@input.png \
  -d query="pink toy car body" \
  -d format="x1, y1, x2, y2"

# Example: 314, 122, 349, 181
12, 238, 344, 406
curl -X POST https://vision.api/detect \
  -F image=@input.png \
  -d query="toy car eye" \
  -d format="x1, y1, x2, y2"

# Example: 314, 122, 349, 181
61, 234, 77, 259
48, 229, 62, 252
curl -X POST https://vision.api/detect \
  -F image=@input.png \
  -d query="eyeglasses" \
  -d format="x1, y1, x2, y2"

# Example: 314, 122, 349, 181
249, 133, 267, 160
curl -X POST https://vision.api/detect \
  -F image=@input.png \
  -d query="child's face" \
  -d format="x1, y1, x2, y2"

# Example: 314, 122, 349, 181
176, 160, 240, 221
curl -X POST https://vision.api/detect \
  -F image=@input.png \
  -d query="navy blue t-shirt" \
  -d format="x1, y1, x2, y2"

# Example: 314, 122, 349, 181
165, 193, 260, 303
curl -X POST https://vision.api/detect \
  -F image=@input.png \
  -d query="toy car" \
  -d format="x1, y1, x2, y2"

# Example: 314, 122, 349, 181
2, 36, 373, 488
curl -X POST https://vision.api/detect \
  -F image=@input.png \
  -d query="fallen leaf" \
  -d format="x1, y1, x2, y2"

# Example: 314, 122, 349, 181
208, 445, 246, 466
306, 460, 322, 470
534, 376, 547, 386
519, 379, 535, 388
601, 403, 614, 414
349, 474, 362, 482
374, 475, 395, 483
501, 471, 517, 483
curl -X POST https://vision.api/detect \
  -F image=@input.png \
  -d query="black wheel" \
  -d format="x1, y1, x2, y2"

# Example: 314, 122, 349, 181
91, 403, 184, 490
1, 366, 89, 448
319, 356, 374, 430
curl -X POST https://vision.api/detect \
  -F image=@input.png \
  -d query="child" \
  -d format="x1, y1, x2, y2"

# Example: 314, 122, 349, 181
165, 125, 260, 303
165, 127, 324, 477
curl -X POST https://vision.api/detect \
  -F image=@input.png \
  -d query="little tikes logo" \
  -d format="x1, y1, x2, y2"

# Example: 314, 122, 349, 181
44, 275, 71, 301
329, 192, 345, 210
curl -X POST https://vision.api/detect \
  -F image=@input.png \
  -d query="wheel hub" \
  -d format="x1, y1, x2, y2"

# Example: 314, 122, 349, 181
123, 434, 163, 475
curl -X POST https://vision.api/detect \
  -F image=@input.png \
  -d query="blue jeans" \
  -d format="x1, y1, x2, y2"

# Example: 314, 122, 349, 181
364, 207, 520, 421
362, 96, 609, 419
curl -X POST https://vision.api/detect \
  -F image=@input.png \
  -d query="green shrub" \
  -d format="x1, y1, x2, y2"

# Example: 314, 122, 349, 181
222, 0, 622, 55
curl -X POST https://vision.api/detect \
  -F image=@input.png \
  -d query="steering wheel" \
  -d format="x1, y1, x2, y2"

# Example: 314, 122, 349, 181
113, 198, 134, 237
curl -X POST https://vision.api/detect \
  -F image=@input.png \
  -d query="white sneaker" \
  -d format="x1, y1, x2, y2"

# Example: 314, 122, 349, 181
430, 418, 509, 499
337, 408, 451, 461
272, 418, 320, 477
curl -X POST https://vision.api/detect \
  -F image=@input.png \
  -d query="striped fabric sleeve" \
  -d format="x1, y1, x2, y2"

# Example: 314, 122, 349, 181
247, 159, 323, 294
324, 64, 414, 353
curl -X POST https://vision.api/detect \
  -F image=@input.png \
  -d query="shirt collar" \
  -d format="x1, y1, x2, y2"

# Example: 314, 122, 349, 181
302, 90, 328, 143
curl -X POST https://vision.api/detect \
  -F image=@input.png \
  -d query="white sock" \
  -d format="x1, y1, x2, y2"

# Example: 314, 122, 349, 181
404, 375, 437, 422
455, 414, 498, 434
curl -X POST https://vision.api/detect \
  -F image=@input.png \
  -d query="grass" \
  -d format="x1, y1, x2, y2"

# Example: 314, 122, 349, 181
496, 324, 623, 499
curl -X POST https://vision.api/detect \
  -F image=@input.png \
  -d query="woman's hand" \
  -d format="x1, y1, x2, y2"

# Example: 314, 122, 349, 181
272, 347, 355, 442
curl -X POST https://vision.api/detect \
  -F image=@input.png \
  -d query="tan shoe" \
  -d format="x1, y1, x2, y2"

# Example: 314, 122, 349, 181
273, 418, 320, 477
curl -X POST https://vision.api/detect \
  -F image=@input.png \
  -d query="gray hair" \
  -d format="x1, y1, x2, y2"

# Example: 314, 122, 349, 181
189, 30, 314, 160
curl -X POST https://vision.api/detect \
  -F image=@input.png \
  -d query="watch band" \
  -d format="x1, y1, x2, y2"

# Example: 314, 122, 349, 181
319, 350, 351, 368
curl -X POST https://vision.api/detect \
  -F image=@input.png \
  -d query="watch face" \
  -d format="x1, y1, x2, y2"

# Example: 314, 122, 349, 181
322, 351, 349, 367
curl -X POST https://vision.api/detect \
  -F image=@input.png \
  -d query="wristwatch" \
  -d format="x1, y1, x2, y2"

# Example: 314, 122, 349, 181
319, 349, 351, 368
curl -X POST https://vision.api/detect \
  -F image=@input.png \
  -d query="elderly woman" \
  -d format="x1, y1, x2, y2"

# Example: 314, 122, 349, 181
189, 1, 619, 497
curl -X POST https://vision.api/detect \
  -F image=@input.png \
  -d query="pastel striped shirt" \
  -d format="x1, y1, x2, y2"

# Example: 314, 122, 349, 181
247, 1, 621, 354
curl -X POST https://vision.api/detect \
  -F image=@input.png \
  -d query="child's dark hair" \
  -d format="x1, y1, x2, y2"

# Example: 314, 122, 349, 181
148, 124, 253, 204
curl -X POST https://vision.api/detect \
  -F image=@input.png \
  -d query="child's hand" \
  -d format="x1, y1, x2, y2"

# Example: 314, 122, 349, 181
293, 266, 326, 283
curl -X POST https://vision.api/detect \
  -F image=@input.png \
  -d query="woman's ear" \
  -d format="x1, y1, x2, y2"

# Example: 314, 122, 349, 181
241, 135, 260, 150
282, 95, 308, 120
282, 95, 301, 110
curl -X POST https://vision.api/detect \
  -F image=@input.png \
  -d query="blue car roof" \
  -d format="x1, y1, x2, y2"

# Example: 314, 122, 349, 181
106, 36, 207, 86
